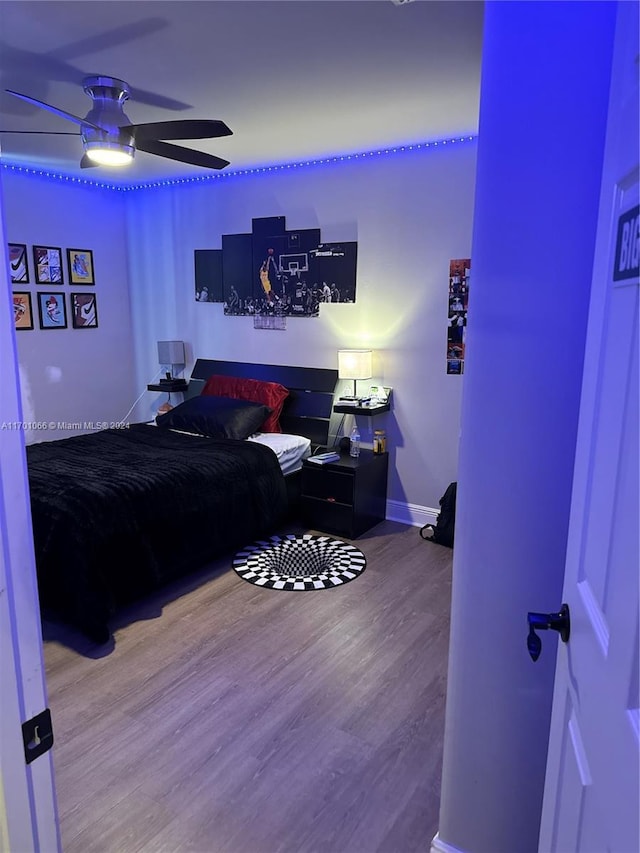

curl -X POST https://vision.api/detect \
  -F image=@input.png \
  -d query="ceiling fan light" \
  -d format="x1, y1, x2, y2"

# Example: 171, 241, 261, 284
84, 142, 134, 166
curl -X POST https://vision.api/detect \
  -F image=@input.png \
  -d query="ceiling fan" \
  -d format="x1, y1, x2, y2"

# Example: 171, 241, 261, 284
3, 75, 232, 169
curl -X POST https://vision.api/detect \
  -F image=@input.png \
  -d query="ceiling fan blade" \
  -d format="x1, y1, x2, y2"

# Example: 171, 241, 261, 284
80, 153, 98, 169
51, 18, 168, 63
125, 119, 233, 142
5, 89, 105, 131
126, 86, 192, 112
136, 139, 230, 170
0, 129, 78, 135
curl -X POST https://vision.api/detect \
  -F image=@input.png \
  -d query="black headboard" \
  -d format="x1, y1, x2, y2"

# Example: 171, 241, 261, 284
189, 359, 339, 447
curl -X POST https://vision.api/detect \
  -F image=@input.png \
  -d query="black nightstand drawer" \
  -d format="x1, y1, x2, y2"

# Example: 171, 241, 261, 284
301, 497, 354, 538
300, 451, 389, 539
301, 466, 354, 505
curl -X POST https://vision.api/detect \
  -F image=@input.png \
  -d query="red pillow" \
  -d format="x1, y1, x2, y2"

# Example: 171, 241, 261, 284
201, 375, 289, 433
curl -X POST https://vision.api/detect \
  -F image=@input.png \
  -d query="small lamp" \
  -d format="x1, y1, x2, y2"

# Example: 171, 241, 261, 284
156, 340, 185, 415
157, 340, 185, 378
338, 349, 373, 399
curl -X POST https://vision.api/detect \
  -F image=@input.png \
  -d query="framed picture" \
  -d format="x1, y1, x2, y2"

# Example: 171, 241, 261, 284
33, 245, 63, 285
70, 292, 98, 328
9, 243, 29, 283
37, 292, 67, 329
13, 292, 33, 330
67, 248, 95, 285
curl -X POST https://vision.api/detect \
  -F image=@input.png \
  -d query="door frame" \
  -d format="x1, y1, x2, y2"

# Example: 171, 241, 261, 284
0, 179, 61, 851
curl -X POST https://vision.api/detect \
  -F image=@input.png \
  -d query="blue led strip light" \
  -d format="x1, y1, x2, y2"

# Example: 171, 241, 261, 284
0, 134, 477, 192
0, 164, 123, 192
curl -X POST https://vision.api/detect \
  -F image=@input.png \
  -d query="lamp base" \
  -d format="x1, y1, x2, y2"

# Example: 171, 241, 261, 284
340, 381, 359, 399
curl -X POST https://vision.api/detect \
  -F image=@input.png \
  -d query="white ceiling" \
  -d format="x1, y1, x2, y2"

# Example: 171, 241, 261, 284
0, 0, 484, 184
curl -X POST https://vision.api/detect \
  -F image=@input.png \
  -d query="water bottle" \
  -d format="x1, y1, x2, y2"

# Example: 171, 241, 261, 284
349, 424, 361, 458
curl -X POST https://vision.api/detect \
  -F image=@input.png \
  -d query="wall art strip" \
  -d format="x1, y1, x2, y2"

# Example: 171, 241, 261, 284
447, 258, 470, 374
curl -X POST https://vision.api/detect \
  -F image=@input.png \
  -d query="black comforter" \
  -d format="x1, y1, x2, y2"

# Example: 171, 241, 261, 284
27, 425, 288, 642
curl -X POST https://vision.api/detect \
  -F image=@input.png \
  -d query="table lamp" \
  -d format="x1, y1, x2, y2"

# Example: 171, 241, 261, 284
338, 349, 373, 399
157, 340, 185, 379
156, 340, 186, 413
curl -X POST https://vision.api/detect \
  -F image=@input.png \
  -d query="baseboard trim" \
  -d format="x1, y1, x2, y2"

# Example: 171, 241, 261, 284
431, 832, 467, 853
386, 499, 439, 528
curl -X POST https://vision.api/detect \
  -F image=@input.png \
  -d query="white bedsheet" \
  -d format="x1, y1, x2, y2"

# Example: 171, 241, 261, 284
247, 432, 311, 476
150, 421, 311, 476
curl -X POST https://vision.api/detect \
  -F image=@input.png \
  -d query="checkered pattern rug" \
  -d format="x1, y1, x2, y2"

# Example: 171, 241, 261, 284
232, 533, 367, 590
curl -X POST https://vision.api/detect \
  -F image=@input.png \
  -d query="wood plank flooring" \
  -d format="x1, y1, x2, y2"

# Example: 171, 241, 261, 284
43, 521, 453, 853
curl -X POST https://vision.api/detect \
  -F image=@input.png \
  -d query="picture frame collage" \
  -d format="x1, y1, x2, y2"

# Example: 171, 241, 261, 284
9, 243, 98, 331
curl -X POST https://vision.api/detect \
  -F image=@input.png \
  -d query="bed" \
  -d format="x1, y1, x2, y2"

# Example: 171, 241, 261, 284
27, 359, 338, 643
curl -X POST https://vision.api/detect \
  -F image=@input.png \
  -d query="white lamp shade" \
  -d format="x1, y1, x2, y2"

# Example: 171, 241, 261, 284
337, 349, 373, 380
157, 340, 185, 365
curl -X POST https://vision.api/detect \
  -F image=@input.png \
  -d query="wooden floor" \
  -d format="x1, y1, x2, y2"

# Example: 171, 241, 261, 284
43, 521, 453, 853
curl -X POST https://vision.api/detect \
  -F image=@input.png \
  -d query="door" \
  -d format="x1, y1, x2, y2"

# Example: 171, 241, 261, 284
0, 184, 61, 847
538, 3, 639, 851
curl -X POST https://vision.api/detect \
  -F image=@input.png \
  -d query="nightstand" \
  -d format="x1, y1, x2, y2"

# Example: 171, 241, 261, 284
301, 450, 389, 539
147, 382, 188, 413
147, 381, 189, 393
332, 402, 390, 416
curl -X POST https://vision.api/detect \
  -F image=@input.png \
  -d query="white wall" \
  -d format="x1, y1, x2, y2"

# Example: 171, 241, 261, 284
1, 171, 136, 442
0, 141, 477, 510
436, 2, 617, 852
125, 142, 477, 510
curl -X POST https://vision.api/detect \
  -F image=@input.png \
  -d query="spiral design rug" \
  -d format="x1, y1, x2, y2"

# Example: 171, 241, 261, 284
232, 533, 367, 590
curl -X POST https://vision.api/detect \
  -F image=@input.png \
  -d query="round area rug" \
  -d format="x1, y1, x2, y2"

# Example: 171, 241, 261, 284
232, 533, 367, 590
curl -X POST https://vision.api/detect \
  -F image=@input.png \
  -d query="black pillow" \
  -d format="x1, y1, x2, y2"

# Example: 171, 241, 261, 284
156, 395, 272, 440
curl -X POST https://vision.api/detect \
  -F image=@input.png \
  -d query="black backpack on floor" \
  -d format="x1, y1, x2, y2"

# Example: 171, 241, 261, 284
420, 482, 457, 548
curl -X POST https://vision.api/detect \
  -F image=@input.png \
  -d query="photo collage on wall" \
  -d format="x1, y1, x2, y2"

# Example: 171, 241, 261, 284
194, 216, 358, 318
447, 258, 470, 374
8, 243, 98, 331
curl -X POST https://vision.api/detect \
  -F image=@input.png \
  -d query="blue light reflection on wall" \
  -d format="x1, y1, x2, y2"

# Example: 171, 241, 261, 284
0, 135, 477, 193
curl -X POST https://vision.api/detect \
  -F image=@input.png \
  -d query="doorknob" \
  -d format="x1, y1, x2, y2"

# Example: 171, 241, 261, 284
527, 603, 570, 662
